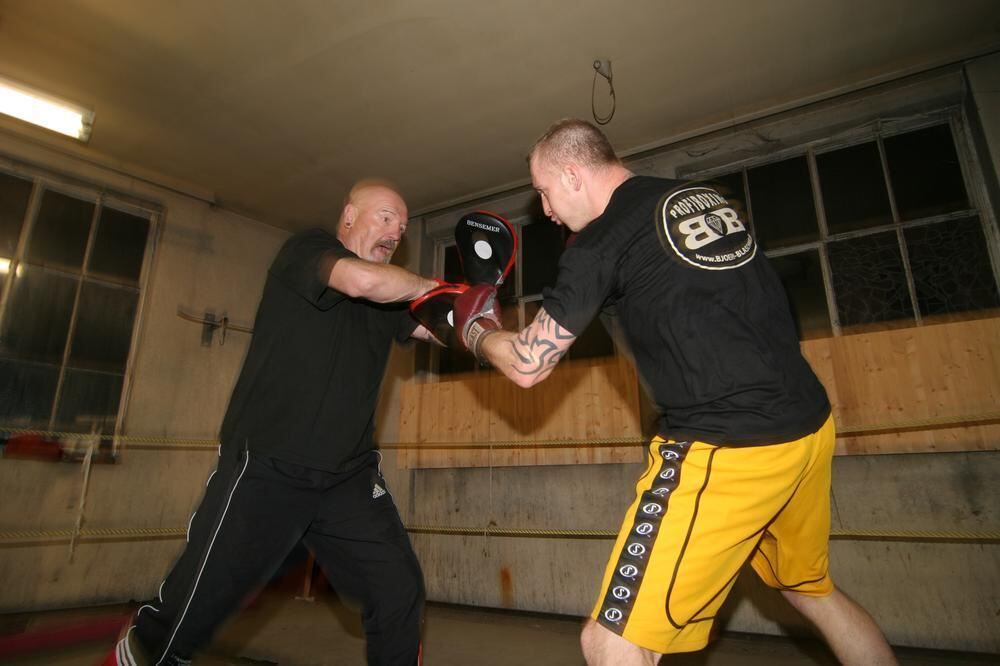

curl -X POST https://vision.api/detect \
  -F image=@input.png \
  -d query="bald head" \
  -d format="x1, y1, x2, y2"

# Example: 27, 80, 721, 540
342, 178, 403, 212
528, 118, 621, 172
337, 179, 408, 263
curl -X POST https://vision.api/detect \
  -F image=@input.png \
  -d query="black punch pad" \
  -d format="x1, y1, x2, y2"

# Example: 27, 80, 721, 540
454, 211, 517, 286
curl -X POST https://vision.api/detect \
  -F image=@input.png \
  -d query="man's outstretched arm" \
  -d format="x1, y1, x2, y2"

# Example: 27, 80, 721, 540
326, 255, 437, 303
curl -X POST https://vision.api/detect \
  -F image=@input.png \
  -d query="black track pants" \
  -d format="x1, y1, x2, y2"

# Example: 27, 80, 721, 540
124, 447, 424, 665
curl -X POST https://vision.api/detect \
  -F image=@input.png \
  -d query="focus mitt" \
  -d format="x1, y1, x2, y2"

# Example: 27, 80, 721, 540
454, 211, 517, 287
409, 282, 469, 347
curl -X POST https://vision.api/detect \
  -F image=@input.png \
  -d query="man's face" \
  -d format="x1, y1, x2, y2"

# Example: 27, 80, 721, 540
340, 186, 408, 263
530, 154, 587, 232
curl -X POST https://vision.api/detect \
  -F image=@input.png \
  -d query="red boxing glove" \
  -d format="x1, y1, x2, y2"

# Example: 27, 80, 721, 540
452, 283, 502, 360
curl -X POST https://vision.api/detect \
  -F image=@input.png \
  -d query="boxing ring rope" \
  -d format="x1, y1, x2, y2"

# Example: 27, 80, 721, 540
3, 406, 999, 450
2, 412, 998, 548
1, 525, 998, 546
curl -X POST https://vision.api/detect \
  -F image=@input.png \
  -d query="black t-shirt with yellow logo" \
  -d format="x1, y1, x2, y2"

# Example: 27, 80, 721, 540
220, 229, 417, 471
543, 176, 829, 446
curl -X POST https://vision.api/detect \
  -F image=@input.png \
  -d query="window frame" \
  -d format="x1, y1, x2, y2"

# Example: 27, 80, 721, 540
0, 161, 159, 443
681, 107, 1000, 336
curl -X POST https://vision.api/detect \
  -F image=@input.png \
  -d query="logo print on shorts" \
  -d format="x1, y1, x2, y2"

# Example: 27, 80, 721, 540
619, 564, 639, 578
636, 522, 654, 536
657, 185, 756, 270
642, 502, 662, 515
604, 608, 624, 623
627, 543, 646, 557
612, 586, 631, 601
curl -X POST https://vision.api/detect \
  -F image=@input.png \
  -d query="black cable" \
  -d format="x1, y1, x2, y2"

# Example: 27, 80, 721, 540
592, 69, 616, 125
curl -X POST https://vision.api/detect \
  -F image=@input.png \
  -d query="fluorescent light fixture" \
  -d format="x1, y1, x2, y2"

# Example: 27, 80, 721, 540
0, 76, 94, 141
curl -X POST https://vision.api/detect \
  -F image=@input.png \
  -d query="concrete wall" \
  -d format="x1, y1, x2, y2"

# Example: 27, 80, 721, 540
405, 451, 999, 653
967, 51, 1000, 185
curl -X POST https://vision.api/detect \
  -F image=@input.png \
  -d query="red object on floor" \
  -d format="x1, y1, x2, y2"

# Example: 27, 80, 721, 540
0, 613, 130, 658
3, 434, 62, 461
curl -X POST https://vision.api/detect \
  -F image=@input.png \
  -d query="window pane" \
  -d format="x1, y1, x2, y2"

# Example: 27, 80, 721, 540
443, 244, 463, 283
53, 369, 123, 435
768, 251, 832, 339
746, 156, 819, 250
817, 141, 892, 234
0, 267, 77, 364
88, 207, 150, 284
710, 172, 746, 208
828, 231, 914, 330
0, 172, 33, 257
69, 282, 140, 372
25, 189, 94, 271
885, 124, 969, 220
522, 219, 564, 295
529, 295, 613, 361
0, 359, 58, 427
438, 346, 477, 375
568, 317, 615, 360
905, 217, 1000, 317
524, 299, 541, 325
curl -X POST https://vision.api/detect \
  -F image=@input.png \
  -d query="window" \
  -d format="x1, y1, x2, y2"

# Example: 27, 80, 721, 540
425, 215, 615, 375
0, 169, 155, 448
697, 118, 999, 338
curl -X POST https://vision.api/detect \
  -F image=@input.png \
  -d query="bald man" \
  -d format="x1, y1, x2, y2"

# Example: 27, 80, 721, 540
108, 181, 439, 666
454, 121, 896, 665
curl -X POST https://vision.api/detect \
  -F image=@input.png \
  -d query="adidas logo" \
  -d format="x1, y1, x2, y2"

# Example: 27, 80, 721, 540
372, 483, 386, 499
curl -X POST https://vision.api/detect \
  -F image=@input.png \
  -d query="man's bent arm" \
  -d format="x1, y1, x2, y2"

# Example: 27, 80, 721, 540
326, 256, 437, 303
480, 307, 576, 388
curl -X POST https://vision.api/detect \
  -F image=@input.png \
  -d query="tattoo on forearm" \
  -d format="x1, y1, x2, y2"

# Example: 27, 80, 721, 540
509, 309, 572, 376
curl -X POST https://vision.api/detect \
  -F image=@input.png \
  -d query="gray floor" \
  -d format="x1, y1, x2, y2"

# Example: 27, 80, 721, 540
2, 589, 997, 665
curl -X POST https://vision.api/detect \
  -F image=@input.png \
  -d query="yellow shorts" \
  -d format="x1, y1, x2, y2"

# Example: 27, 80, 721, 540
591, 416, 836, 654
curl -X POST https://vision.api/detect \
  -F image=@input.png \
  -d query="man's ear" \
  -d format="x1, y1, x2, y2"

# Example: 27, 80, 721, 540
561, 164, 582, 192
343, 203, 357, 229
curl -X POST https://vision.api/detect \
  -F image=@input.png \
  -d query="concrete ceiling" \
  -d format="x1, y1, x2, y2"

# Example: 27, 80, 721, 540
0, 0, 998, 231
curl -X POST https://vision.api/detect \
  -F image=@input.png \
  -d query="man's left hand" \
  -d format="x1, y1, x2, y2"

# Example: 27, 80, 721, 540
453, 284, 502, 360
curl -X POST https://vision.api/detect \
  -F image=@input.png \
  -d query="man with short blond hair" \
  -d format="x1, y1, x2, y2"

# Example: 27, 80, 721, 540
453, 119, 897, 665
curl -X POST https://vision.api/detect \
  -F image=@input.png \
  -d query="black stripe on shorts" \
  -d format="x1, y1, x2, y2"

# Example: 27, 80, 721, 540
596, 440, 691, 633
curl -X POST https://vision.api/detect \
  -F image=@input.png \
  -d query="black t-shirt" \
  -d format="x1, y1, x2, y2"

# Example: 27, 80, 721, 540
543, 176, 830, 446
219, 229, 418, 471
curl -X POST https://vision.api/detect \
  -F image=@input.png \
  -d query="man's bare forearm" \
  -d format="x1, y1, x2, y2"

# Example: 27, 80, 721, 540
329, 257, 437, 303
481, 308, 575, 388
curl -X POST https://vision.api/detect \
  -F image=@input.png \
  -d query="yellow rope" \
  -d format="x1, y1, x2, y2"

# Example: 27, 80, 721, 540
1, 525, 996, 546
3, 409, 999, 452
0, 427, 218, 447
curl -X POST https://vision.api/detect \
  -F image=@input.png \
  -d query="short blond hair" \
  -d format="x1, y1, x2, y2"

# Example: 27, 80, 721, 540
528, 118, 620, 169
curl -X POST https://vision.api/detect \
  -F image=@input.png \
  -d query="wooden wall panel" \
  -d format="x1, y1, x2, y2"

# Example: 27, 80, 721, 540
397, 317, 999, 467
398, 356, 644, 468
801, 317, 1000, 455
